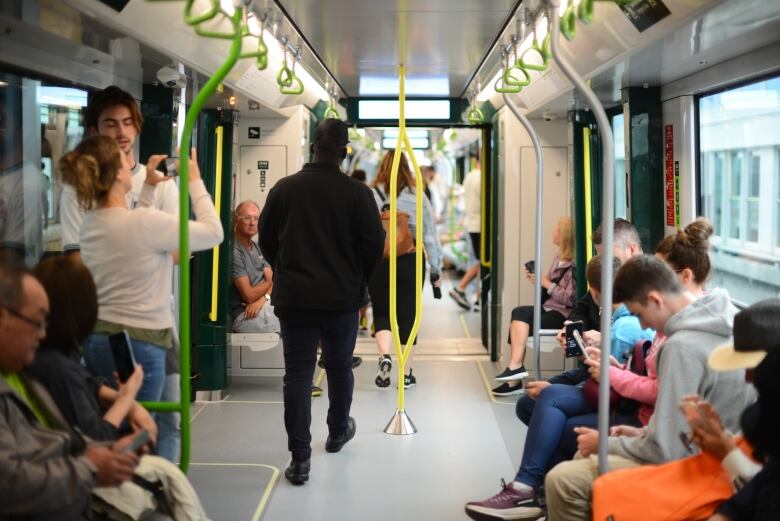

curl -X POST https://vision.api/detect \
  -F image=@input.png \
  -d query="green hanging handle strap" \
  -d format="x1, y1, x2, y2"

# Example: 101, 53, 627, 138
324, 104, 340, 119
239, 13, 268, 70
578, 0, 595, 24
495, 49, 523, 93
519, 21, 549, 72
467, 106, 484, 125
277, 43, 305, 95
561, 0, 577, 41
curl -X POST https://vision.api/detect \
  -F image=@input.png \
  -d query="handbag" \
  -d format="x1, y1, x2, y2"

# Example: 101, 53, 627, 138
592, 437, 754, 521
541, 263, 574, 305
583, 339, 649, 415
374, 187, 415, 259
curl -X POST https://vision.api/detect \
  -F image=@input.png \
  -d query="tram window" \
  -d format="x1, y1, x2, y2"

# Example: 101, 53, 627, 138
0, 72, 87, 265
698, 76, 780, 304
612, 113, 628, 219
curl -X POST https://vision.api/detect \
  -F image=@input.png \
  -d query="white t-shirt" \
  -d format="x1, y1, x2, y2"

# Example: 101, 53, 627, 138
463, 168, 481, 233
80, 180, 223, 330
60, 162, 179, 251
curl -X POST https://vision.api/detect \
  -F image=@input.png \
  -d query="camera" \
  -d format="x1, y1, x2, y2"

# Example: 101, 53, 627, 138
156, 66, 188, 88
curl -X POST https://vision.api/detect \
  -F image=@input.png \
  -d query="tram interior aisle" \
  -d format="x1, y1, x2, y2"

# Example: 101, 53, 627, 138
188, 274, 528, 520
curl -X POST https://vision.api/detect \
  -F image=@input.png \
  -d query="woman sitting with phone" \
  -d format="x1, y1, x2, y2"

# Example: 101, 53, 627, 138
493, 217, 576, 396
27, 256, 157, 445
60, 136, 223, 415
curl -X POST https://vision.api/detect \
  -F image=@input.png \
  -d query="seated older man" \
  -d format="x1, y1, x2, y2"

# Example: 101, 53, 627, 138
230, 200, 280, 334
0, 263, 139, 520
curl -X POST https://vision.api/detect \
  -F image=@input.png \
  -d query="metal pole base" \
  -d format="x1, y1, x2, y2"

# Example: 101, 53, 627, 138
384, 408, 417, 435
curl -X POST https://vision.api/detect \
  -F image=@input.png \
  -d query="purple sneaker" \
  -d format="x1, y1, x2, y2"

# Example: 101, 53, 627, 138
465, 479, 544, 520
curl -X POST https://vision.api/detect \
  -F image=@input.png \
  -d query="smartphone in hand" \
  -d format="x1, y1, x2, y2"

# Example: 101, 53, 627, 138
564, 321, 584, 357
525, 260, 535, 274
572, 329, 590, 360
159, 157, 178, 177
109, 331, 136, 383
123, 429, 150, 454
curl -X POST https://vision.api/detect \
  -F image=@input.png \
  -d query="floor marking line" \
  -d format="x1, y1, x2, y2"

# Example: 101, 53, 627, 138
459, 313, 472, 338
315, 368, 325, 387
189, 462, 280, 521
476, 361, 516, 406
190, 403, 208, 423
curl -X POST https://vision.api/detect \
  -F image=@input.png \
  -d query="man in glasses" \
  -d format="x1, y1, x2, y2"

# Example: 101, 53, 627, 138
230, 200, 280, 334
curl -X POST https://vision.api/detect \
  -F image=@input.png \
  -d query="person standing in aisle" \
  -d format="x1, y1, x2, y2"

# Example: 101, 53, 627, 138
258, 119, 385, 486
450, 154, 481, 310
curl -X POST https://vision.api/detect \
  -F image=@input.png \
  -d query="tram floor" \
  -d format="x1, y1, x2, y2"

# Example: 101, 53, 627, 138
189, 358, 530, 520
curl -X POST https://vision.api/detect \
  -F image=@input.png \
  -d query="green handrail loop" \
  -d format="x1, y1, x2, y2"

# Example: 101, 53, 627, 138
276, 42, 304, 95
505, 64, 532, 87
183, 0, 219, 26
494, 49, 523, 94
467, 106, 484, 125
239, 12, 268, 70
323, 105, 340, 119
561, 0, 577, 41
578, 0, 595, 24
519, 20, 549, 72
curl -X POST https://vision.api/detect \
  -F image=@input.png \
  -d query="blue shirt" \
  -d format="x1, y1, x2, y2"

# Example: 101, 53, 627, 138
610, 304, 655, 362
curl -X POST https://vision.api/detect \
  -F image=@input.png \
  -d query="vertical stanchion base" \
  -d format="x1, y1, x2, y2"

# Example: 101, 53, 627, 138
384, 409, 417, 435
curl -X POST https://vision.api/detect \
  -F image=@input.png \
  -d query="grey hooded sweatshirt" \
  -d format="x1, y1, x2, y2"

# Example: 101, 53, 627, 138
607, 288, 755, 464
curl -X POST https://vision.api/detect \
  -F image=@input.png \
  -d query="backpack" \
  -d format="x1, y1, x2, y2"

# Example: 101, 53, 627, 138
374, 187, 415, 259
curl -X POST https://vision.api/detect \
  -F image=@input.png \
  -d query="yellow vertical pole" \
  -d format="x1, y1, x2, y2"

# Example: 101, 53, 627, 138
583, 127, 593, 261
209, 125, 224, 321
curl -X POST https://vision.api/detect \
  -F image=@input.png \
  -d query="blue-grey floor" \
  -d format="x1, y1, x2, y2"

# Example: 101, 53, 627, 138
188, 360, 529, 520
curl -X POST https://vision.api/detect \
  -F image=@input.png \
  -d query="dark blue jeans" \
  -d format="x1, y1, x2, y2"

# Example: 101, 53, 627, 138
515, 383, 640, 489
279, 311, 359, 462
515, 366, 590, 425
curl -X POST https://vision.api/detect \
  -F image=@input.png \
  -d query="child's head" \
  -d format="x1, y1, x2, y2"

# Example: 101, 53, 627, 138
585, 254, 622, 304
613, 255, 685, 331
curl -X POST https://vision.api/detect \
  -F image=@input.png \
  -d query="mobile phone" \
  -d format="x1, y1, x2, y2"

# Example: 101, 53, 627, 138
564, 321, 584, 357
159, 157, 178, 177
430, 274, 442, 299
525, 260, 535, 274
124, 429, 150, 454
572, 329, 590, 361
109, 331, 136, 383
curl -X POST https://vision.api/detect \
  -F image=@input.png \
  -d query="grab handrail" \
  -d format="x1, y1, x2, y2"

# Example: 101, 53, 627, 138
547, 0, 616, 475
145, 0, 264, 472
502, 91, 545, 384
384, 64, 424, 433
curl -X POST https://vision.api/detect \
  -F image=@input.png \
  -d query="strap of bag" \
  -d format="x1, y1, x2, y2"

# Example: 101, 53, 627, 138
374, 186, 387, 202
132, 474, 175, 517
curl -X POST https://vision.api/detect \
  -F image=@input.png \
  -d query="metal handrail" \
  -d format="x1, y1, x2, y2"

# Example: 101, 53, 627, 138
546, 0, 616, 475
385, 64, 424, 432
502, 91, 545, 383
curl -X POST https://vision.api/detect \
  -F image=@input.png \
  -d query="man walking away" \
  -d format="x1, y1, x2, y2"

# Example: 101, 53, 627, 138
259, 119, 385, 485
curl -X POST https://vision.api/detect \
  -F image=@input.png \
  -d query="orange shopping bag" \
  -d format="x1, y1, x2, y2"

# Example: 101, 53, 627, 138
592, 439, 753, 521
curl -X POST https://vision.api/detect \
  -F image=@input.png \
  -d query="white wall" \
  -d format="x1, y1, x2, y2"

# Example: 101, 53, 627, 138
496, 109, 571, 375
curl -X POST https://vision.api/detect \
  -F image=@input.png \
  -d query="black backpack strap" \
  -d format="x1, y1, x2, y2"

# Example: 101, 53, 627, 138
132, 474, 175, 517
373, 186, 386, 202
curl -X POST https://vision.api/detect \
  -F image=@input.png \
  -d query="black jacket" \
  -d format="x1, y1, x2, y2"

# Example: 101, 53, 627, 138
259, 162, 385, 313
567, 291, 601, 331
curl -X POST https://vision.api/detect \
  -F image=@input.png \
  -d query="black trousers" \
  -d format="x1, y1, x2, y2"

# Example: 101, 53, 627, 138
279, 310, 359, 461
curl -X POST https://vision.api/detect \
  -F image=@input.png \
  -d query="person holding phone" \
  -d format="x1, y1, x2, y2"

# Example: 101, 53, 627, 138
28, 256, 157, 446
60, 136, 223, 448
492, 217, 576, 396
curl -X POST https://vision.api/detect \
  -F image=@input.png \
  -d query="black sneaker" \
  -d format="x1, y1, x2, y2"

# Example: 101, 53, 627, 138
284, 459, 310, 485
449, 288, 471, 310
375, 355, 391, 388
495, 366, 529, 381
325, 416, 356, 453
492, 381, 524, 397
402, 368, 416, 388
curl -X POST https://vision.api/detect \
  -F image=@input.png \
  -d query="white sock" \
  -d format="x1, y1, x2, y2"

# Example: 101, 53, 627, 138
511, 481, 533, 493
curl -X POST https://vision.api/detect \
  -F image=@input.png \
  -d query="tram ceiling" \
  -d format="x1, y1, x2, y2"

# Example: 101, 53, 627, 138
274, 0, 522, 98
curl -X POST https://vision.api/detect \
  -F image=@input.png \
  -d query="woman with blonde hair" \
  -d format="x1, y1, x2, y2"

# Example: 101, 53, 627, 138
368, 150, 442, 389
493, 217, 576, 396
60, 135, 223, 417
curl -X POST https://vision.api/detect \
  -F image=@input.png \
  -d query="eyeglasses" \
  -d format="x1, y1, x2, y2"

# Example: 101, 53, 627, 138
5, 308, 48, 332
236, 215, 259, 223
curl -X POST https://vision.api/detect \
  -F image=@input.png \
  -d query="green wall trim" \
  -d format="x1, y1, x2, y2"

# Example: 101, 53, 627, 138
624, 87, 664, 250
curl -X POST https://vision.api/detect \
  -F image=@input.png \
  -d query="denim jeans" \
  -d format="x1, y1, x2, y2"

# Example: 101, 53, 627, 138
156, 373, 181, 462
279, 311, 359, 462
83, 334, 166, 404
515, 383, 640, 489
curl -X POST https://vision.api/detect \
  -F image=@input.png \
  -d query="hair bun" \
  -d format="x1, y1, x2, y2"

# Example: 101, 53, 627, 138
684, 217, 714, 248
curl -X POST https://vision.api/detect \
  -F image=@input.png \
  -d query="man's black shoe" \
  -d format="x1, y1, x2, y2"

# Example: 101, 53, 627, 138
284, 459, 310, 485
325, 416, 356, 453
